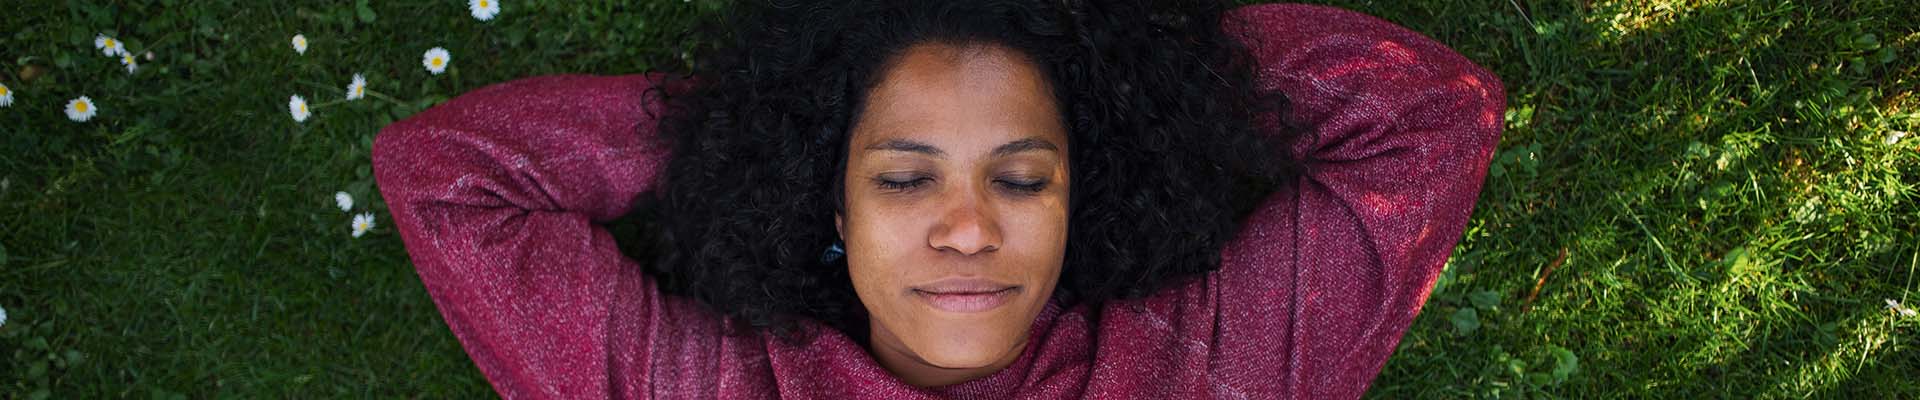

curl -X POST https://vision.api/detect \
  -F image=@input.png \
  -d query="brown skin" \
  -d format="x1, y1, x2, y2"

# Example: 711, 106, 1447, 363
835, 43, 1071, 388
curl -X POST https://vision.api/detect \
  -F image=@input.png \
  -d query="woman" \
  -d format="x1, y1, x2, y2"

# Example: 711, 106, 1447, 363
374, 1, 1503, 398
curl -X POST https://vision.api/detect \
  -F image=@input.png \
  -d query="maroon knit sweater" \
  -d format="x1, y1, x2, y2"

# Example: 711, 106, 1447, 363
374, 4, 1504, 398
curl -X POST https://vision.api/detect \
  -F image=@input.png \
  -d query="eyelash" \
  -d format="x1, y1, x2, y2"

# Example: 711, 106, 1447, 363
875, 177, 931, 191
999, 179, 1048, 193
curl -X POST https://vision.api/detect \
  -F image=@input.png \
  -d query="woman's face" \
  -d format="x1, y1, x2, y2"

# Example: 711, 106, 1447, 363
837, 43, 1070, 387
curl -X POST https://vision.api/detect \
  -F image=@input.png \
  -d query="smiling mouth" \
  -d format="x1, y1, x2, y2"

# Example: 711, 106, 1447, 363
914, 287, 1019, 313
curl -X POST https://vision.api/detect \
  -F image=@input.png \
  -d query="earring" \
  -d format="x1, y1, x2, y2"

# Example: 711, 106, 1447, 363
820, 241, 845, 265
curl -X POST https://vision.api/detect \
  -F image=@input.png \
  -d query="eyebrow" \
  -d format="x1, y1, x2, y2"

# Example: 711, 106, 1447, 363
863, 137, 1059, 158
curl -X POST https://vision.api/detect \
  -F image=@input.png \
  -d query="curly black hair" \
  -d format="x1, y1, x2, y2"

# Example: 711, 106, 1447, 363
614, 0, 1294, 341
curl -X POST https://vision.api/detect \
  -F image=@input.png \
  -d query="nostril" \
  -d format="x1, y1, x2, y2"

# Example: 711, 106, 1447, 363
928, 198, 1004, 255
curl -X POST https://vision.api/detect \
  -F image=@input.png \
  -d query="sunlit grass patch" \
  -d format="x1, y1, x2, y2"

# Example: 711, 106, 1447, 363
1359, 0, 1915, 398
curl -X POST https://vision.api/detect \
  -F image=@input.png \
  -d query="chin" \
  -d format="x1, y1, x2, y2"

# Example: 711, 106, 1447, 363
916, 343, 1015, 369
909, 321, 1027, 369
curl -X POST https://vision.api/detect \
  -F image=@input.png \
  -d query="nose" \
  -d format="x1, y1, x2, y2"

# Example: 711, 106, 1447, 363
928, 188, 1002, 255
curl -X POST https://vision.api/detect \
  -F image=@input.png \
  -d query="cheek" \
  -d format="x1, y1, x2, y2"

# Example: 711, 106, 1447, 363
841, 202, 924, 301
1023, 204, 1070, 295
1025, 194, 1071, 253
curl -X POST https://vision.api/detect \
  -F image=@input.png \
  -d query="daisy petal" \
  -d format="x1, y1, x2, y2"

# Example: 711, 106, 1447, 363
335, 191, 355, 212
292, 34, 309, 54
470, 0, 502, 21
65, 96, 98, 122
422, 47, 451, 75
289, 95, 311, 123
351, 212, 376, 238
347, 73, 367, 101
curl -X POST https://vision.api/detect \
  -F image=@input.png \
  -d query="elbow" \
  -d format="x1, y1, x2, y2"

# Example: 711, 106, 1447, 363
1447, 68, 1506, 159
1459, 66, 1506, 150
372, 120, 436, 208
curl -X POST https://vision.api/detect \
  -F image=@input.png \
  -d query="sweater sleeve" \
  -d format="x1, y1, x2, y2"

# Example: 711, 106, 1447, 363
373, 74, 684, 399
1209, 4, 1504, 398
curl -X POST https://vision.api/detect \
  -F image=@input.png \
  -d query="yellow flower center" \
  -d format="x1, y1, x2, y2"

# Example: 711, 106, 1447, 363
480, 0, 489, 8
432, 58, 444, 67
106, 39, 116, 47
0, 87, 8, 96
300, 103, 308, 113
76, 102, 89, 112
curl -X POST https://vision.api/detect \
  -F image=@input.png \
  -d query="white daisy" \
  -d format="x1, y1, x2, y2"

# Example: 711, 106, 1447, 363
0, 83, 13, 108
289, 95, 311, 123
121, 52, 139, 74
292, 34, 309, 55
1887, 131, 1908, 146
346, 73, 367, 101
1890, 299, 1918, 318
95, 34, 126, 57
335, 191, 354, 212
470, 0, 501, 21
423, 47, 451, 75
65, 96, 97, 122
352, 212, 375, 238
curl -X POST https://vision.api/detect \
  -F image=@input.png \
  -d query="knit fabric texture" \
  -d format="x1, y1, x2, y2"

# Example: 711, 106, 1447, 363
373, 4, 1505, 398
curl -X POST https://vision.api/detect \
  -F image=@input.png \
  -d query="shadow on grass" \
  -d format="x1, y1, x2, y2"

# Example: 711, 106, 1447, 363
1355, 0, 1918, 397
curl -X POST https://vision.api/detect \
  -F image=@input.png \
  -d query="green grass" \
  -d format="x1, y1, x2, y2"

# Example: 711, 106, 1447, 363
0, 0, 1914, 398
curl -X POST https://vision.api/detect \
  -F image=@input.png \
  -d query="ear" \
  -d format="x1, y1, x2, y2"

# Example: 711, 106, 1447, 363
834, 213, 844, 240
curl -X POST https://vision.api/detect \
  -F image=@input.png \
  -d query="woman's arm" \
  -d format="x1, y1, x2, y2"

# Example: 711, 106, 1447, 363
1209, 4, 1505, 397
373, 74, 682, 398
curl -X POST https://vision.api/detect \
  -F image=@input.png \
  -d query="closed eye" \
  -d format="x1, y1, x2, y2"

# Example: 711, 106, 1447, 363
871, 176, 1049, 194
997, 179, 1048, 193
875, 177, 932, 192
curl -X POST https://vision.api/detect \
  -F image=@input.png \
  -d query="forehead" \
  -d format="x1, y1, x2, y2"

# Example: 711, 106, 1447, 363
850, 43, 1066, 154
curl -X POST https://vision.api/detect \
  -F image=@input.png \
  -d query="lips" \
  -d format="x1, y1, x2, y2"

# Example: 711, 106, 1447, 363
913, 278, 1020, 313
